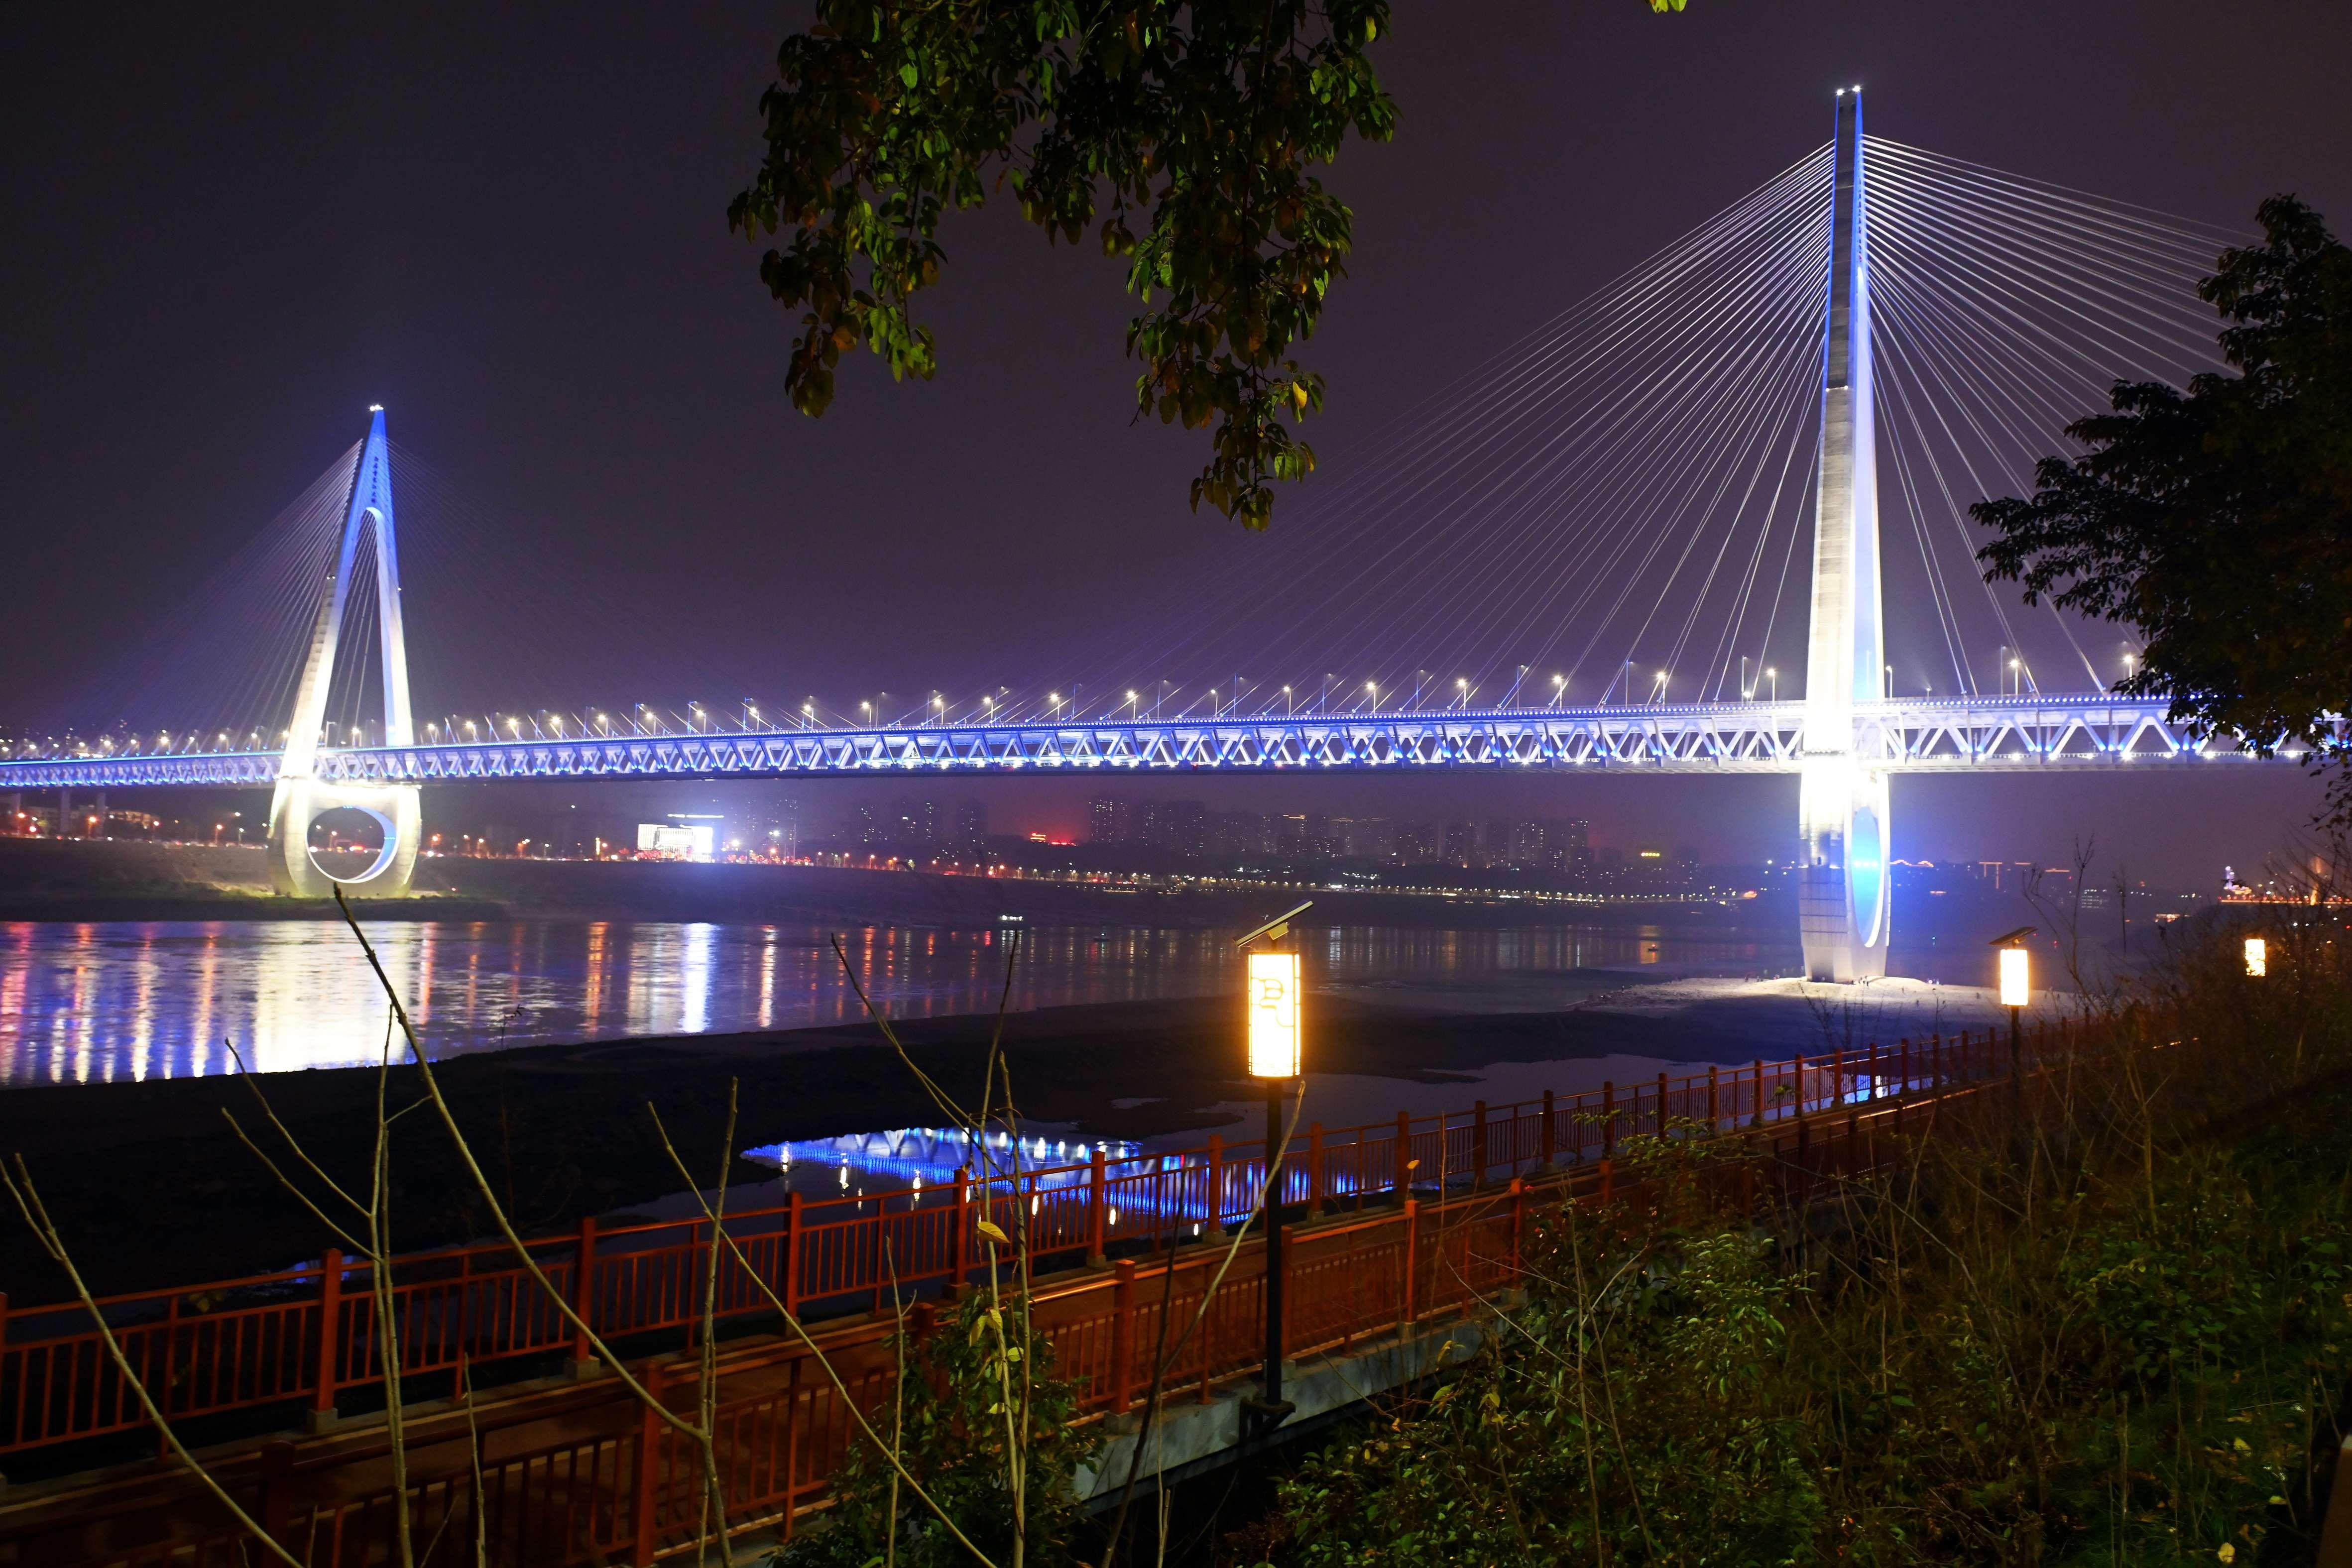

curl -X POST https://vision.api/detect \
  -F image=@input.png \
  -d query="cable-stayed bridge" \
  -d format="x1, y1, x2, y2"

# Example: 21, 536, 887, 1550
0, 92, 2323, 980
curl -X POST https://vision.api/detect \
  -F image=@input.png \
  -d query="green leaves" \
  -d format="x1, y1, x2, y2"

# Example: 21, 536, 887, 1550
779, 1290, 1096, 1568
732, 1, 1693, 528
1974, 196, 2352, 805
730, 1, 1400, 529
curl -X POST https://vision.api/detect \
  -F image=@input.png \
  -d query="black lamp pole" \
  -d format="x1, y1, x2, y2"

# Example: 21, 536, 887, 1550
1262, 1073, 1288, 1426
1235, 902, 1312, 1447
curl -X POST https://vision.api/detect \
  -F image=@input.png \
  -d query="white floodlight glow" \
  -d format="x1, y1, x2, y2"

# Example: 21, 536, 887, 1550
1246, 950, 1301, 1079
1998, 946, 2029, 1008
2244, 937, 2267, 977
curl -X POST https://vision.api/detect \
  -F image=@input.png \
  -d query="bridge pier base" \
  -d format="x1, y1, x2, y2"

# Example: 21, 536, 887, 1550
265, 778, 421, 898
1798, 753, 1890, 982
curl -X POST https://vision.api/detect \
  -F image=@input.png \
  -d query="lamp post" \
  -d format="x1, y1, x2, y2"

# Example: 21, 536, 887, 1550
1240, 900, 1312, 1443
1992, 926, 2034, 1081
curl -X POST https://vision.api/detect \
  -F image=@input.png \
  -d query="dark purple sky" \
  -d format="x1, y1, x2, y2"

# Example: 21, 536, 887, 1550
2, 0, 2345, 882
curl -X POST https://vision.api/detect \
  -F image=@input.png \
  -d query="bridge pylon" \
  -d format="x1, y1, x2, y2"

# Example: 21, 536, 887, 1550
264, 407, 422, 898
1797, 88, 1890, 982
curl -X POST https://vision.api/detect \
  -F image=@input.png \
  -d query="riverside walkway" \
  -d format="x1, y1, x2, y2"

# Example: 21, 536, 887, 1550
0, 1025, 2035, 1565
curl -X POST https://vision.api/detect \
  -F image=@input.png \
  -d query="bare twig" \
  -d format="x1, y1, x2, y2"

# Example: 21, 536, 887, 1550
1, 1156, 306, 1568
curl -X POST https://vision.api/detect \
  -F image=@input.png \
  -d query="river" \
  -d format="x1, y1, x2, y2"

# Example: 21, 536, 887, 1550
0, 917, 1822, 1086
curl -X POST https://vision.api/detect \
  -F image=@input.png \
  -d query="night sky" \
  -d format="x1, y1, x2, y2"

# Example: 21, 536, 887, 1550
3, 1, 2346, 881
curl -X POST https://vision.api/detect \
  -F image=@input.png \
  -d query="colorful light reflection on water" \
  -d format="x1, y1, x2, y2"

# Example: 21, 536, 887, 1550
0, 918, 1794, 1087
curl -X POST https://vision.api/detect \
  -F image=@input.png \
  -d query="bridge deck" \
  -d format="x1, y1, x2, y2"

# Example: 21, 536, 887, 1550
0, 698, 2314, 789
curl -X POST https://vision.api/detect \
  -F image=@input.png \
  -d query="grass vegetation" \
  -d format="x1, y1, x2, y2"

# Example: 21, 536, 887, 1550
1237, 917, 2352, 1566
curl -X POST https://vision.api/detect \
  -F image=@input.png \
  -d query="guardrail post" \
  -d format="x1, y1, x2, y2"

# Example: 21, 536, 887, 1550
571, 1217, 599, 1374
1276, 1223, 1295, 1356
1830, 1047, 1844, 1108
1206, 1135, 1224, 1235
784, 1193, 805, 1317
1656, 1071, 1669, 1136
1867, 1041, 1882, 1102
1307, 1123, 1325, 1217
1541, 1090, 1557, 1167
260, 1439, 296, 1551
1706, 1066, 1719, 1131
952, 1166, 970, 1284
1394, 1113, 1412, 1202
1088, 1148, 1109, 1266
632, 1359, 667, 1566
1401, 1199, 1419, 1328
1111, 1260, 1138, 1414
1751, 1059, 1765, 1126
1792, 1052, 1807, 1117
1600, 1157, 1615, 1206
1601, 1082, 1616, 1157
1509, 1177, 1527, 1279
1471, 1101, 1489, 1187
310, 1248, 343, 1430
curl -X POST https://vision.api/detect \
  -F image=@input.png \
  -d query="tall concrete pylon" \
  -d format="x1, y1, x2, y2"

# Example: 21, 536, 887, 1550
1797, 88, 1890, 982
264, 406, 423, 897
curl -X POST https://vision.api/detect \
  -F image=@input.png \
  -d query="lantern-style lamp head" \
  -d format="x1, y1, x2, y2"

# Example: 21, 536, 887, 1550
1239, 900, 1313, 1080
2244, 936, 2267, 978
1989, 926, 2035, 1009
1998, 947, 2029, 1008
1247, 950, 1301, 1079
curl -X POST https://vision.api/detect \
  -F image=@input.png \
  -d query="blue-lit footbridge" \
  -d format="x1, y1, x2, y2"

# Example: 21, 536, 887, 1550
2, 92, 2322, 979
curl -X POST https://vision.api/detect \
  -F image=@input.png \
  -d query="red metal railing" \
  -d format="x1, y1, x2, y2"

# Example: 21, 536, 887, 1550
0, 1021, 2053, 1567
0, 1024, 2024, 1463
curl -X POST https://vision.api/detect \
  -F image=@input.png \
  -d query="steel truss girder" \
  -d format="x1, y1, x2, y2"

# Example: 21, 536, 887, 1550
3, 697, 2334, 791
